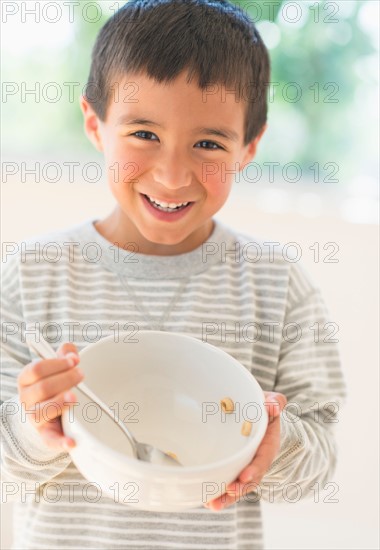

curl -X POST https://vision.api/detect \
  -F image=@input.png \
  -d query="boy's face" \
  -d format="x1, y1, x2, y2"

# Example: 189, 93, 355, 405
81, 70, 265, 255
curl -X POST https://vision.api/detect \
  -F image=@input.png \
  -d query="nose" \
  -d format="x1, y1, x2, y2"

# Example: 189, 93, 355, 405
152, 148, 192, 190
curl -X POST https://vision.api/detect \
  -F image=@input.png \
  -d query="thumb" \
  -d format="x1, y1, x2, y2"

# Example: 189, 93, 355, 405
263, 391, 287, 421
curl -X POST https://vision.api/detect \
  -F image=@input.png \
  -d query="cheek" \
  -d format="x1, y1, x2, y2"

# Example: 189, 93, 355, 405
202, 171, 232, 206
106, 144, 150, 186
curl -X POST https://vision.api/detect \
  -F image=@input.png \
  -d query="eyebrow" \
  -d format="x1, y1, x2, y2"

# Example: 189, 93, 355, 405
117, 116, 239, 142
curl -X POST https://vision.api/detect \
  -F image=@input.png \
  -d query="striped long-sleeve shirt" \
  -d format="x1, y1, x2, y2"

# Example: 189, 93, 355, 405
0, 217, 347, 549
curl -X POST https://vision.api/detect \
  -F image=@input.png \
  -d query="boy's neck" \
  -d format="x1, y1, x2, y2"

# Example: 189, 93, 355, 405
94, 210, 215, 256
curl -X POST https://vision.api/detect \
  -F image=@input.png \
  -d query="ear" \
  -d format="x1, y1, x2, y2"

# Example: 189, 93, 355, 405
240, 124, 267, 169
80, 95, 104, 152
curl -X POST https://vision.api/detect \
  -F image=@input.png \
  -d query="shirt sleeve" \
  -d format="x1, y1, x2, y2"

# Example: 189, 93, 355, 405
0, 253, 72, 503
257, 262, 347, 503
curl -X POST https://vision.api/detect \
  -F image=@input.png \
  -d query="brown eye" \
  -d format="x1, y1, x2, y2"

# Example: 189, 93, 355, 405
196, 140, 222, 150
132, 131, 158, 141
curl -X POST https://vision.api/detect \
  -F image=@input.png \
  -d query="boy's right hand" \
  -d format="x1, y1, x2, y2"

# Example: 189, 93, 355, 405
17, 342, 84, 453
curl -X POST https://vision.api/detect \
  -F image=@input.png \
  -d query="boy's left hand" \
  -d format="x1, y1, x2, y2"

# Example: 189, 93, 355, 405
204, 391, 287, 511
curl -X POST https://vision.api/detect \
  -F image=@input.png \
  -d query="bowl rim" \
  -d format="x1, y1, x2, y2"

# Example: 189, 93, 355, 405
64, 330, 269, 476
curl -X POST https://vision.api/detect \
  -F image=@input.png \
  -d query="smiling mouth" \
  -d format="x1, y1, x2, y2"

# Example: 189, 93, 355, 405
142, 194, 194, 213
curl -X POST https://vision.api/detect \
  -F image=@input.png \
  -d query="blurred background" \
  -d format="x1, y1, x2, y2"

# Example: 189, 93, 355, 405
1, 1, 379, 549
2, 0, 379, 221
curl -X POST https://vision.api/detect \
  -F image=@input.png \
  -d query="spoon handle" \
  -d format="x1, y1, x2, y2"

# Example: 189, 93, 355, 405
24, 333, 139, 456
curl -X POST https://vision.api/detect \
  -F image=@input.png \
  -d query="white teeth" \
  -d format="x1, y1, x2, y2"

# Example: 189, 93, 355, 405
147, 195, 189, 209
155, 199, 169, 207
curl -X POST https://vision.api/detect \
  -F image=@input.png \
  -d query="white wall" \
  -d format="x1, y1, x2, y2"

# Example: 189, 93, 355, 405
1, 179, 379, 549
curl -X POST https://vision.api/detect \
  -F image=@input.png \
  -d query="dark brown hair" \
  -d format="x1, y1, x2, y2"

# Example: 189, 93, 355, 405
85, 0, 270, 145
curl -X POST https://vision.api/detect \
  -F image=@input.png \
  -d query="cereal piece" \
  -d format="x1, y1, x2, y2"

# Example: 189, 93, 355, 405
220, 397, 235, 413
241, 421, 252, 436
165, 451, 178, 461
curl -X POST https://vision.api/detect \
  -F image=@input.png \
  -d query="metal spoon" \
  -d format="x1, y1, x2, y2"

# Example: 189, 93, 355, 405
25, 333, 182, 467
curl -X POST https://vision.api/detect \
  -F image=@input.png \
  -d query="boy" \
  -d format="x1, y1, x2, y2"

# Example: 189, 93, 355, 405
1, 1, 346, 548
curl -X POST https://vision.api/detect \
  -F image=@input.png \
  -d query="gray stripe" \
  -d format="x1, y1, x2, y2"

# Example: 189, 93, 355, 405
1, 218, 346, 550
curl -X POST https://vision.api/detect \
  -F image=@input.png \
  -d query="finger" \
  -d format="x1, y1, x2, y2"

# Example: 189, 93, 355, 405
38, 417, 77, 452
22, 390, 79, 429
238, 416, 281, 484
20, 366, 84, 410
205, 482, 243, 511
18, 354, 80, 388
264, 392, 287, 420
56, 342, 79, 358
205, 478, 262, 511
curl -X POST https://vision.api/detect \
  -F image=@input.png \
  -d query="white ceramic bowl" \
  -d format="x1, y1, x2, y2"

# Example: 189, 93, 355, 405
62, 331, 268, 512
